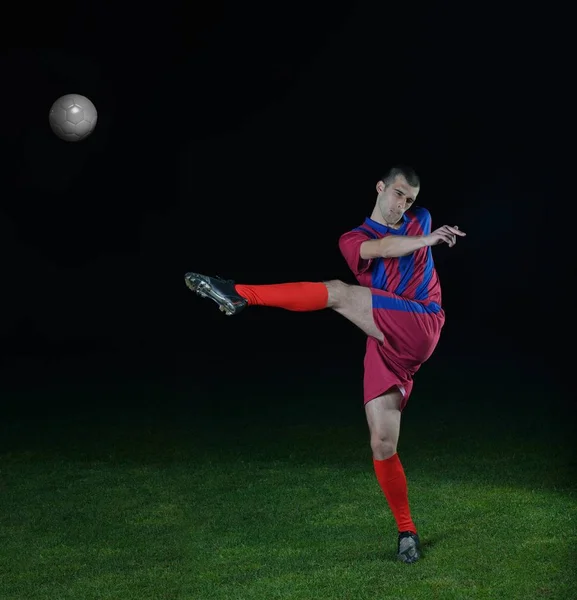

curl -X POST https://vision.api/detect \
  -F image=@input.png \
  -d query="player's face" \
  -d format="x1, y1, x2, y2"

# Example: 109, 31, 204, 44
376, 176, 419, 226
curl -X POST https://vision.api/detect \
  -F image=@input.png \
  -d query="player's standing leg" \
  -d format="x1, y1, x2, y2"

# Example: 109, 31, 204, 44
365, 388, 421, 563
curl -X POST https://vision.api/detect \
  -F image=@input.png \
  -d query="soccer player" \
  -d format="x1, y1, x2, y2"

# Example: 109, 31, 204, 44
184, 165, 465, 563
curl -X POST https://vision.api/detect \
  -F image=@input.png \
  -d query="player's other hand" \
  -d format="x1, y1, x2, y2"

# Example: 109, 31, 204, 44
425, 225, 466, 248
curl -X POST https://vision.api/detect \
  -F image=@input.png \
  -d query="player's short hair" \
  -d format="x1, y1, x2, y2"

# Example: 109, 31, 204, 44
380, 165, 420, 188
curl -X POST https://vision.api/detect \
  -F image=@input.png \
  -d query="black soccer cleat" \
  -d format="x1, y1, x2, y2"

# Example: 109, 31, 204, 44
397, 531, 421, 564
184, 272, 247, 316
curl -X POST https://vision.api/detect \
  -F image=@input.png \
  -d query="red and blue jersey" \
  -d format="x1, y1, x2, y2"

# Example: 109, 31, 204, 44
339, 206, 442, 312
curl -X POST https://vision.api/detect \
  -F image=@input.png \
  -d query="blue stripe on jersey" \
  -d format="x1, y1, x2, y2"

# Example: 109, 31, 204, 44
413, 208, 434, 301
414, 207, 432, 235
414, 248, 433, 301
371, 258, 388, 290
394, 254, 414, 296
373, 294, 441, 314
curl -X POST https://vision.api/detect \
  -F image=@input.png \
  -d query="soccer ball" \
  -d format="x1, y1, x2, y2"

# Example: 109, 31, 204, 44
49, 94, 98, 142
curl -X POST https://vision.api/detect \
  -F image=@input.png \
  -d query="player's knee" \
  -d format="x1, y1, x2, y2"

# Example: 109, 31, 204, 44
371, 436, 397, 460
324, 279, 349, 309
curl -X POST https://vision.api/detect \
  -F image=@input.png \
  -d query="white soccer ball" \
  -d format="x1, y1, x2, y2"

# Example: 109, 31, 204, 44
49, 94, 98, 142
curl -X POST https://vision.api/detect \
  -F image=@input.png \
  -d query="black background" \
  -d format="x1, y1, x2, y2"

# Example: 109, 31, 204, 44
0, 4, 573, 419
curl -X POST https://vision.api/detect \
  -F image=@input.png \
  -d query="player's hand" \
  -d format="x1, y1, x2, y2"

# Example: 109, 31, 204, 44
424, 225, 466, 248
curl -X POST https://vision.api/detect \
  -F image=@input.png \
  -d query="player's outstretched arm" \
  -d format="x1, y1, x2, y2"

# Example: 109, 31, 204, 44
360, 225, 465, 259
360, 236, 426, 259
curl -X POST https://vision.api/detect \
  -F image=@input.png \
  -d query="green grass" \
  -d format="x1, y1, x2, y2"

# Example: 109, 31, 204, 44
0, 369, 575, 599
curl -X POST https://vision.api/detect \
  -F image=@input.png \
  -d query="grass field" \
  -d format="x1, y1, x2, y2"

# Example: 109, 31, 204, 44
0, 355, 575, 599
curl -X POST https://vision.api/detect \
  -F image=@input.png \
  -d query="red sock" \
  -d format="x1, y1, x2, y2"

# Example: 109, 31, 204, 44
234, 282, 328, 312
373, 454, 417, 534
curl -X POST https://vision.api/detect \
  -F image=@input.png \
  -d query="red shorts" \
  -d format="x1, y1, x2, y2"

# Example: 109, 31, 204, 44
363, 289, 445, 411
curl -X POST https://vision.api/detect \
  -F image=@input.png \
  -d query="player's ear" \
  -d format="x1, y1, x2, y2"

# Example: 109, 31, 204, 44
376, 181, 385, 194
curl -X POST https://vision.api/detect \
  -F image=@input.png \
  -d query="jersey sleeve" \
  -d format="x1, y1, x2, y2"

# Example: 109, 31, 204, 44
338, 228, 376, 276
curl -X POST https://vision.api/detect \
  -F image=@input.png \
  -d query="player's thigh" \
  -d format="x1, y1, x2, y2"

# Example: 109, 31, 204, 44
325, 280, 384, 341
365, 387, 403, 446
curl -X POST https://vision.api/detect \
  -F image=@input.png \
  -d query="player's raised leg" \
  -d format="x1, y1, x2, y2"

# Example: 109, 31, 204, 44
366, 388, 421, 563
184, 272, 383, 341
324, 280, 384, 342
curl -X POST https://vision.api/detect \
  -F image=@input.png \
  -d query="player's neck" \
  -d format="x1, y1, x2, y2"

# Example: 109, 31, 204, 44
369, 209, 402, 230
